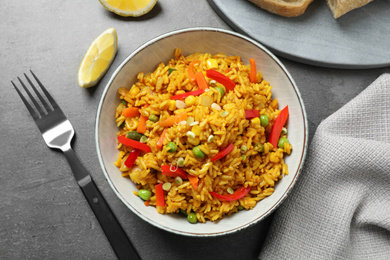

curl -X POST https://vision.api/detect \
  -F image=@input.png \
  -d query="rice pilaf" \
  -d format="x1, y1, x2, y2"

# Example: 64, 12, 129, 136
114, 49, 292, 223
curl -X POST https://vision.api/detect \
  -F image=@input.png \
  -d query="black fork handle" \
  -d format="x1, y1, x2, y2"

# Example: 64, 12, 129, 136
63, 148, 140, 260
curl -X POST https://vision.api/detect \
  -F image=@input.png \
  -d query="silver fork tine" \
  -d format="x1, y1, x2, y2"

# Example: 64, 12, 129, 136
24, 72, 53, 113
17, 76, 46, 117
30, 70, 59, 111
11, 80, 40, 120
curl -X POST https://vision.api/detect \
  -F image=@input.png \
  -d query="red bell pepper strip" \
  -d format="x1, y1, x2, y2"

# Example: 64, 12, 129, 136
155, 183, 165, 207
170, 89, 205, 100
245, 110, 260, 119
124, 149, 141, 168
117, 135, 152, 153
161, 165, 188, 180
268, 106, 289, 148
210, 143, 235, 162
206, 70, 235, 91
195, 71, 208, 90
249, 58, 257, 83
210, 186, 251, 201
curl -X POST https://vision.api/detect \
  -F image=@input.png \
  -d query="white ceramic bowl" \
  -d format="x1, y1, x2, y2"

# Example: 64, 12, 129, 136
96, 27, 308, 236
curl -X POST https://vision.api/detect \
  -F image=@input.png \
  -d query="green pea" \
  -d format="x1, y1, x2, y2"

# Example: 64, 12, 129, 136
166, 142, 178, 152
126, 131, 143, 141
138, 189, 151, 201
215, 86, 225, 98
278, 137, 289, 149
260, 115, 269, 127
149, 114, 158, 122
192, 146, 205, 159
187, 212, 197, 224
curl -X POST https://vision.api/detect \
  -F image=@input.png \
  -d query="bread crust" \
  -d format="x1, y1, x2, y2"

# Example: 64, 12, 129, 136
249, 0, 315, 17
326, 0, 374, 18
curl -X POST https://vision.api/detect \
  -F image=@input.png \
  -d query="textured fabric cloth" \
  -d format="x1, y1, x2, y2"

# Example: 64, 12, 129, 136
259, 74, 390, 259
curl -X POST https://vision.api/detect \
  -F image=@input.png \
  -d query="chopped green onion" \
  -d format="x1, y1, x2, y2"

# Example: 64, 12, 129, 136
140, 136, 148, 143
168, 68, 177, 76
187, 116, 195, 125
281, 127, 288, 135
186, 131, 196, 138
177, 158, 185, 167
227, 187, 234, 194
175, 176, 183, 185
121, 100, 127, 105
209, 80, 217, 86
241, 155, 246, 160
207, 135, 214, 143
220, 111, 229, 117
163, 182, 172, 191
149, 114, 158, 122
240, 145, 247, 153
189, 121, 199, 126
211, 103, 222, 110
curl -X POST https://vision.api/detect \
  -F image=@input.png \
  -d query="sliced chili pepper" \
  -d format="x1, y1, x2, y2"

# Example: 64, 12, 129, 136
124, 149, 141, 168
210, 186, 251, 201
155, 183, 165, 207
210, 143, 234, 162
117, 135, 152, 153
268, 106, 289, 148
170, 89, 205, 100
161, 165, 188, 180
245, 110, 260, 119
206, 70, 235, 91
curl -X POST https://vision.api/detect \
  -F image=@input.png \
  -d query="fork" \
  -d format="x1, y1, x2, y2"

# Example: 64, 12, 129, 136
12, 71, 140, 260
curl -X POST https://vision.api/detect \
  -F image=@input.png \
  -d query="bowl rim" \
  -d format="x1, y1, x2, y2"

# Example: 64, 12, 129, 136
95, 27, 309, 236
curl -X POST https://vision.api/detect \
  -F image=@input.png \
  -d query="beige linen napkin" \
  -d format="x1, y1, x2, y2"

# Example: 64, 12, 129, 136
259, 74, 390, 259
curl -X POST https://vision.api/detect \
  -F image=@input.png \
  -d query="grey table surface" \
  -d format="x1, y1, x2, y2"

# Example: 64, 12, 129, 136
1, 1, 389, 260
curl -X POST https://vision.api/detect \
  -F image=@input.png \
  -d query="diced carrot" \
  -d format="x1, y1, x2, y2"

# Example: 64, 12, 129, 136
158, 112, 187, 127
156, 129, 167, 149
195, 71, 208, 90
122, 107, 140, 117
144, 200, 150, 206
137, 115, 148, 134
188, 60, 199, 82
188, 174, 199, 191
249, 58, 257, 83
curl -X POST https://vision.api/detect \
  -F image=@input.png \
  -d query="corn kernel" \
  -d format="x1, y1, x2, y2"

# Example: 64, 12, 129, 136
187, 136, 200, 146
185, 95, 196, 106
192, 125, 201, 136
168, 100, 176, 110
206, 58, 218, 69
251, 117, 260, 126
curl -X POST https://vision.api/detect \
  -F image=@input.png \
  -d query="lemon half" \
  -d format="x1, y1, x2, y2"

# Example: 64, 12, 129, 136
78, 28, 118, 88
98, 0, 157, 17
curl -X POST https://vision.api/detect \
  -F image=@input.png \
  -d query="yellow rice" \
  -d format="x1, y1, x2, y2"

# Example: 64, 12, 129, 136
114, 49, 292, 223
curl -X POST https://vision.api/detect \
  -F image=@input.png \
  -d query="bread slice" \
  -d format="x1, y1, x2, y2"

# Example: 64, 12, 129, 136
326, 0, 374, 18
249, 0, 315, 17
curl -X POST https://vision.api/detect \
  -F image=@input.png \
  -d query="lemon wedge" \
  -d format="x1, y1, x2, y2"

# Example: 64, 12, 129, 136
78, 28, 118, 88
98, 0, 157, 17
